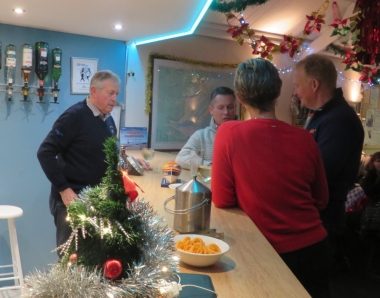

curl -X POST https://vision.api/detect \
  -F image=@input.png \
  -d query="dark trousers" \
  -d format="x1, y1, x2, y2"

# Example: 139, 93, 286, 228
50, 188, 74, 253
279, 238, 331, 298
53, 203, 73, 255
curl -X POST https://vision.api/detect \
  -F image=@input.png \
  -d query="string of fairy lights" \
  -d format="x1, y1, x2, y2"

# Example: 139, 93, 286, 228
236, 11, 363, 87
273, 48, 362, 86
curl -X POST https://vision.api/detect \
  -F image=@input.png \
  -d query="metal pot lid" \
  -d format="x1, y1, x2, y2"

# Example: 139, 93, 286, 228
177, 175, 211, 194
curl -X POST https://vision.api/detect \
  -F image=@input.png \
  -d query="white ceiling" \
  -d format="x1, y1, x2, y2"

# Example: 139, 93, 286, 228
197, 0, 356, 43
1, 0, 356, 45
0, 0, 210, 43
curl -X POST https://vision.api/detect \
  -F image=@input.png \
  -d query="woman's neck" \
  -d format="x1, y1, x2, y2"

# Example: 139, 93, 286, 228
248, 109, 277, 120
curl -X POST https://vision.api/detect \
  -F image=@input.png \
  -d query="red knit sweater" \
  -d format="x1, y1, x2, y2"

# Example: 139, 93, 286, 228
212, 119, 328, 254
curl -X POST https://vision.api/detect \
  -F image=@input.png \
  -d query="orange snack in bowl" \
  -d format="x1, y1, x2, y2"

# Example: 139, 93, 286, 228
175, 236, 221, 254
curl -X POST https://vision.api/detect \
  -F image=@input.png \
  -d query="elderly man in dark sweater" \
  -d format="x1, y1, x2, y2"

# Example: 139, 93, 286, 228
37, 70, 151, 248
293, 54, 364, 259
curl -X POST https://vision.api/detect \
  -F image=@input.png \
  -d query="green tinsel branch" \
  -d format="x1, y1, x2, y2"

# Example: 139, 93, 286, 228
210, 0, 270, 13
326, 43, 347, 58
101, 136, 125, 202
145, 52, 239, 114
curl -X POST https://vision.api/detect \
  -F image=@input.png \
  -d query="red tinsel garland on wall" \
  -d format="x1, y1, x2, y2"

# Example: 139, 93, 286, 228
352, 0, 380, 66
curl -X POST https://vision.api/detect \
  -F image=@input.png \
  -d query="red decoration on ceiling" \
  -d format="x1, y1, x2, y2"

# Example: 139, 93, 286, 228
252, 35, 275, 59
359, 67, 378, 83
352, 0, 380, 66
280, 35, 301, 58
303, 15, 325, 35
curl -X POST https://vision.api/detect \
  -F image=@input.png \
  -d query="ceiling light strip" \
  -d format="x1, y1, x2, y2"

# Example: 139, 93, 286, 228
134, 0, 212, 46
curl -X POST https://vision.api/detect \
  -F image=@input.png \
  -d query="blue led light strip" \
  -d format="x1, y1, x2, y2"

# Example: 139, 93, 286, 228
134, 0, 212, 45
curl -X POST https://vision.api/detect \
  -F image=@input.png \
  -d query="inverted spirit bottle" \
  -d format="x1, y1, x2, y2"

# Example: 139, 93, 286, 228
21, 44, 33, 101
51, 47, 62, 103
35, 41, 49, 103
5, 44, 16, 101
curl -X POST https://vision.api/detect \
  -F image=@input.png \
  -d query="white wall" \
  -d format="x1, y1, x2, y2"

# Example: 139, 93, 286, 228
124, 34, 363, 138
124, 35, 297, 132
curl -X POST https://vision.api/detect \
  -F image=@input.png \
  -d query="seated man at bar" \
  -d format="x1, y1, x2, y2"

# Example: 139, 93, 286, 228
175, 86, 236, 168
212, 58, 331, 298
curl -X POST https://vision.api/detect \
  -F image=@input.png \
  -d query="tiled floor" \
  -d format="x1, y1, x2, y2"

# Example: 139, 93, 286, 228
331, 219, 380, 298
331, 270, 380, 298
0, 289, 21, 298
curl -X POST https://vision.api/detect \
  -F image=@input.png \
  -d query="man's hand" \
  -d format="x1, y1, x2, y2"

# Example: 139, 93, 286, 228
60, 188, 78, 207
136, 158, 153, 171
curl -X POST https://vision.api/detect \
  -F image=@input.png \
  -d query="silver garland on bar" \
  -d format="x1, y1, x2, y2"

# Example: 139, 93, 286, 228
24, 197, 180, 298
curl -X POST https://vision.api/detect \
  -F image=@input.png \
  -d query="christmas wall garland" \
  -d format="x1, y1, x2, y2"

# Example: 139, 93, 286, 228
209, 0, 270, 13
222, 0, 380, 84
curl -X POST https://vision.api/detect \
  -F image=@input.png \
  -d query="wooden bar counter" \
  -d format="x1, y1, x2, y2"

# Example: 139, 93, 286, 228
128, 150, 310, 298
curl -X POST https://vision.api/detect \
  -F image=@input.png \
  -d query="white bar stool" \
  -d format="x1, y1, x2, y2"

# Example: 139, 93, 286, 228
0, 205, 24, 292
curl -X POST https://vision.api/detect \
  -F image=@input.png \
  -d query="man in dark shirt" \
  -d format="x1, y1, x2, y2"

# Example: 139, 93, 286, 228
37, 70, 151, 248
293, 54, 364, 254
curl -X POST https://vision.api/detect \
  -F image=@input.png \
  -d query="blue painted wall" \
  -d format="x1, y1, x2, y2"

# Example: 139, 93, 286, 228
0, 23, 127, 279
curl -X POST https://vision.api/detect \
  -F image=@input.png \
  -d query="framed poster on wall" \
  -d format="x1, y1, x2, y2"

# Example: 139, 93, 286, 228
71, 57, 98, 94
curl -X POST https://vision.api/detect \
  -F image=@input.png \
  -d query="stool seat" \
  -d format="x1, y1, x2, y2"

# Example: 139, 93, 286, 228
0, 205, 23, 219
0, 205, 24, 293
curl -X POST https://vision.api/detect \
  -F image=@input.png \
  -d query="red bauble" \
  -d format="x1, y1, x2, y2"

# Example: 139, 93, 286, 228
69, 253, 77, 263
103, 259, 123, 279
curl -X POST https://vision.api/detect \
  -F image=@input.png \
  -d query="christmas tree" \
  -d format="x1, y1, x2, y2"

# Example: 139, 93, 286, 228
25, 137, 179, 297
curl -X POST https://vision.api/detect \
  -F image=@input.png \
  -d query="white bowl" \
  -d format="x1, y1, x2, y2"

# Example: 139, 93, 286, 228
168, 183, 183, 189
174, 234, 229, 267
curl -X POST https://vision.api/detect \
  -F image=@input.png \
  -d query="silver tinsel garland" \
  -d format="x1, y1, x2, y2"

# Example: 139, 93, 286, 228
24, 197, 180, 298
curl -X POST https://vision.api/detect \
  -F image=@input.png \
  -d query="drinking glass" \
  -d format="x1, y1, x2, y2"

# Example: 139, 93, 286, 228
189, 149, 203, 176
142, 148, 155, 165
197, 164, 212, 186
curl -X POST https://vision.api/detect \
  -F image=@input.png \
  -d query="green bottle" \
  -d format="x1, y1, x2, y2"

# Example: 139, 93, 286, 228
51, 47, 62, 103
52, 47, 62, 88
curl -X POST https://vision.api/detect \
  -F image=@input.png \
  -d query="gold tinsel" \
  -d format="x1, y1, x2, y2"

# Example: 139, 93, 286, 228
145, 53, 239, 114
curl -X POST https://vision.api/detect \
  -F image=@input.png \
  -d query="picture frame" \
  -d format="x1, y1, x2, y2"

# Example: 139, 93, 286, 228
71, 57, 98, 94
362, 86, 380, 151
148, 55, 238, 150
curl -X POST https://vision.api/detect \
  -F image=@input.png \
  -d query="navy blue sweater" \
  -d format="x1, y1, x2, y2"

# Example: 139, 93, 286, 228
306, 88, 364, 225
37, 100, 116, 197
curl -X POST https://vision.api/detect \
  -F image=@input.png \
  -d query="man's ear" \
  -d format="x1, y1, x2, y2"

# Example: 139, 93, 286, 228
90, 86, 97, 96
311, 79, 320, 92
208, 105, 213, 115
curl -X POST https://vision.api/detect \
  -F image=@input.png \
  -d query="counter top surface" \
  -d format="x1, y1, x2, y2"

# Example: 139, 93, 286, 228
127, 150, 310, 298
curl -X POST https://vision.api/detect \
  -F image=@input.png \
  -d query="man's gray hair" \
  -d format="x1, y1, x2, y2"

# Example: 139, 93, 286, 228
90, 70, 120, 90
295, 54, 337, 92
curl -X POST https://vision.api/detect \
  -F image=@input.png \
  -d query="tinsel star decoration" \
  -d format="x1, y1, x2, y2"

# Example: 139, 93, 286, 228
23, 137, 180, 298
359, 66, 378, 84
226, 13, 255, 45
280, 35, 303, 58
251, 35, 277, 60
303, 0, 329, 36
342, 51, 359, 70
329, 1, 349, 37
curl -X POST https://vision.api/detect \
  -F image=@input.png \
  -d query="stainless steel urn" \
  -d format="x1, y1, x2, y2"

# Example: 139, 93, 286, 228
164, 175, 211, 233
